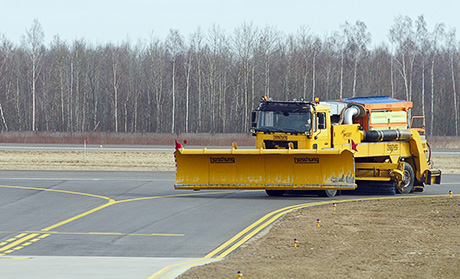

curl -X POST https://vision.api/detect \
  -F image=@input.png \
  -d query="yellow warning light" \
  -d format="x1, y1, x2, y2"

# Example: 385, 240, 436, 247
315, 97, 319, 103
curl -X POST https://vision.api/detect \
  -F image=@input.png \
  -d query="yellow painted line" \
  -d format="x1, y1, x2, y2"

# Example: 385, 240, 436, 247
147, 258, 214, 279
215, 194, 455, 258
151, 194, 458, 278
0, 185, 222, 256
0, 185, 114, 202
116, 191, 238, 204
0, 231, 183, 237
0, 234, 38, 252
1, 234, 50, 256
41, 191, 224, 232
41, 200, 116, 231
0, 233, 28, 247
203, 203, 309, 259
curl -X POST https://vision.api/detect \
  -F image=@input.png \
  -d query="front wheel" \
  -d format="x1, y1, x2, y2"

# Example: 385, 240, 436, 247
318, 189, 337, 198
396, 163, 415, 194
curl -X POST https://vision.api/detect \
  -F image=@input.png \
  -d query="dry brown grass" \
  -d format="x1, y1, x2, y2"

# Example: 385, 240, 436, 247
0, 150, 175, 171
427, 136, 460, 148
0, 131, 255, 146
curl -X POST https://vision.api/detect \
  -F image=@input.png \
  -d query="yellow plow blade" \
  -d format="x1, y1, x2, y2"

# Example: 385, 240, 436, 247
175, 148, 356, 191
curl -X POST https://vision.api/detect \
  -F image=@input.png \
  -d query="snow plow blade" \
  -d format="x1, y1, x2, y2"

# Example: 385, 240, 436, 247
175, 148, 356, 191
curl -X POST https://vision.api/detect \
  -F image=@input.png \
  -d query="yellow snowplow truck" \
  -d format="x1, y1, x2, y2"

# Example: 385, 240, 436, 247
175, 96, 441, 197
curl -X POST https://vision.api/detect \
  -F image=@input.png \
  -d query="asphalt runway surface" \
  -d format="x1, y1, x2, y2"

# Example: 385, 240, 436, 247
0, 169, 458, 279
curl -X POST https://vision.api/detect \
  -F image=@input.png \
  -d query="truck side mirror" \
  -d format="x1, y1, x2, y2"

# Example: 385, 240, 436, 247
251, 111, 257, 128
318, 112, 326, 130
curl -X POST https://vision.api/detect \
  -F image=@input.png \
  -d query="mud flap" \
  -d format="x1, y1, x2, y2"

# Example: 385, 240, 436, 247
175, 148, 356, 191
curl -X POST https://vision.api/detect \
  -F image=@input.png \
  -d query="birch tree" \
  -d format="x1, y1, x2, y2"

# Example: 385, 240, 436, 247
342, 21, 371, 97
428, 23, 445, 135
233, 23, 257, 132
166, 30, 184, 134
0, 35, 11, 131
446, 28, 458, 136
415, 16, 429, 118
298, 27, 313, 99
23, 19, 44, 132
389, 16, 416, 103
190, 29, 204, 132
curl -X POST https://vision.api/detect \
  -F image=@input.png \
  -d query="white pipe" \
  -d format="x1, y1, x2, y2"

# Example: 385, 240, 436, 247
344, 106, 359, 124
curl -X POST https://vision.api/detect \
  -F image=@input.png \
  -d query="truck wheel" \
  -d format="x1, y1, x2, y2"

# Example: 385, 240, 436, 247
396, 163, 415, 194
318, 190, 337, 198
265, 190, 285, 197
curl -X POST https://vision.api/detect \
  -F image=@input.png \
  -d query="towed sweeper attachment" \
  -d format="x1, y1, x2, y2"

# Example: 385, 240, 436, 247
175, 147, 356, 191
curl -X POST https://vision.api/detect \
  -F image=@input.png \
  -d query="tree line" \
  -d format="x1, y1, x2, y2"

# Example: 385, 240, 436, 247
0, 15, 459, 136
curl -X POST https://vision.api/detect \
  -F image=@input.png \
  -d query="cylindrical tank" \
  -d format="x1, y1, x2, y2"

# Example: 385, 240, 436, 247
363, 129, 412, 142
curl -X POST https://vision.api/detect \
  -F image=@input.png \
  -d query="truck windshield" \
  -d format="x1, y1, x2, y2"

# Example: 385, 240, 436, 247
257, 111, 311, 133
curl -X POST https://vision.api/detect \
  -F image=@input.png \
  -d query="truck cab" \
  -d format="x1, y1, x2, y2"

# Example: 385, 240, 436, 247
252, 99, 332, 150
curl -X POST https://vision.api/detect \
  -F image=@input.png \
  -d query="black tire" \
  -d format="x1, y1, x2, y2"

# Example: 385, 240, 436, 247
318, 189, 337, 198
396, 163, 415, 194
265, 190, 286, 197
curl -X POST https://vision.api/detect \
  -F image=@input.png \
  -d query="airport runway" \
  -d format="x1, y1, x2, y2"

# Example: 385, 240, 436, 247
0, 169, 458, 278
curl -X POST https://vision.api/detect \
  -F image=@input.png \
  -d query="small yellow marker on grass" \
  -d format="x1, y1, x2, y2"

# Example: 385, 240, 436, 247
449, 190, 453, 198
333, 203, 336, 211
237, 270, 243, 278
316, 218, 321, 228
294, 238, 298, 247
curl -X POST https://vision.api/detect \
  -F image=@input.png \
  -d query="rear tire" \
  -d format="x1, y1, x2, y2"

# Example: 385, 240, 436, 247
318, 189, 337, 198
265, 190, 285, 197
396, 163, 415, 194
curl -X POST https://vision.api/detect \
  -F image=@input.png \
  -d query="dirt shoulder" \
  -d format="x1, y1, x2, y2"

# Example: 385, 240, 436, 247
178, 196, 460, 279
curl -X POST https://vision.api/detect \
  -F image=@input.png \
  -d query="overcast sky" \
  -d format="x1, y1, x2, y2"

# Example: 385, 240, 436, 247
0, 0, 457, 46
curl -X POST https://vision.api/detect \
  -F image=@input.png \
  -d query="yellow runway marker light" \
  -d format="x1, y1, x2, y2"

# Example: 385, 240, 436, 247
237, 270, 243, 278
293, 238, 298, 247
316, 219, 321, 228
333, 203, 336, 211
449, 190, 453, 198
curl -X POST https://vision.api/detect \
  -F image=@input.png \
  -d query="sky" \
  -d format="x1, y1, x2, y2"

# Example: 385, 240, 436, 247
0, 0, 458, 47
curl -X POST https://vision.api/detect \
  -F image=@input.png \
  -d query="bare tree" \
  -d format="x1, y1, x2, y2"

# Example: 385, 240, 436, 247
429, 23, 445, 135
311, 37, 322, 99
389, 16, 416, 103
0, 16, 459, 136
109, 45, 120, 132
184, 41, 193, 133
0, 35, 12, 131
298, 27, 313, 99
446, 28, 458, 136
258, 26, 281, 98
415, 16, 429, 118
233, 22, 257, 132
342, 21, 371, 97
22, 19, 44, 131
166, 29, 184, 134
190, 29, 205, 132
